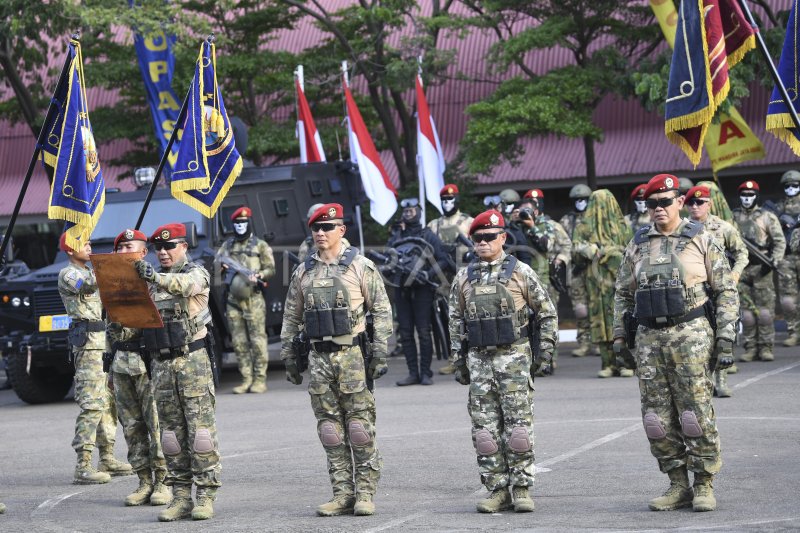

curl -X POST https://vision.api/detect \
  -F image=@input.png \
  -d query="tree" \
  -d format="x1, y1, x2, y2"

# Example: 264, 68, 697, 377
457, 0, 659, 190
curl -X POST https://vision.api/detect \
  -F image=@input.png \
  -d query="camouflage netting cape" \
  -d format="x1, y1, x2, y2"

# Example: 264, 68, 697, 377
698, 180, 734, 223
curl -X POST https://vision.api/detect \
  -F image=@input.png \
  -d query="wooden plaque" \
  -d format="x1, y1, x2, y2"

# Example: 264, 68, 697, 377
90, 253, 163, 328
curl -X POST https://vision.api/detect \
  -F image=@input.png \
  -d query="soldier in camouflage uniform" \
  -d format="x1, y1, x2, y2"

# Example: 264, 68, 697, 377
449, 209, 557, 513
57, 233, 132, 485
298, 203, 325, 262
281, 203, 391, 517
614, 174, 738, 513
732, 180, 786, 362
572, 190, 633, 378
217, 206, 275, 394
685, 186, 748, 397
560, 184, 593, 357
106, 229, 171, 506
774, 171, 800, 346
428, 184, 474, 375
135, 223, 221, 521
624, 184, 651, 233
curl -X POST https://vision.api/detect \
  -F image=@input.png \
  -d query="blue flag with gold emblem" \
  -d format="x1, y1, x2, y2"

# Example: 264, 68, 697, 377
766, 0, 800, 155
42, 39, 105, 252
170, 40, 242, 217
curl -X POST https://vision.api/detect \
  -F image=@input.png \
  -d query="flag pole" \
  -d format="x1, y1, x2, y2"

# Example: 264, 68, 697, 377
417, 56, 426, 226
342, 60, 365, 251
738, 0, 800, 132
0, 33, 76, 267
134, 33, 213, 230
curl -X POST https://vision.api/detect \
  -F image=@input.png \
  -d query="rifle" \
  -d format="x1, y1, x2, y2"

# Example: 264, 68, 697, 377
205, 325, 220, 387
366, 249, 440, 289
291, 330, 310, 373
284, 250, 301, 267
763, 200, 799, 237
742, 238, 776, 271
528, 311, 541, 373
202, 247, 267, 288
549, 261, 568, 295
361, 315, 376, 392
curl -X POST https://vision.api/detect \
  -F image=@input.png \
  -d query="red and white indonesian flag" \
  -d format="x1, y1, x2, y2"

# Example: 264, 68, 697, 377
416, 74, 445, 214
343, 77, 398, 225
296, 79, 325, 163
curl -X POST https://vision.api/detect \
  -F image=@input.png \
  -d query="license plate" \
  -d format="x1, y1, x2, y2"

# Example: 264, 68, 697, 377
39, 314, 72, 332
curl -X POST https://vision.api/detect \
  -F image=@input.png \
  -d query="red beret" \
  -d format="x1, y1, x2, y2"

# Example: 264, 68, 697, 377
630, 184, 647, 200
643, 174, 679, 199
738, 180, 759, 192
523, 189, 544, 199
114, 228, 148, 251
58, 232, 71, 252
685, 185, 710, 199
308, 203, 344, 226
149, 223, 186, 243
440, 184, 459, 196
469, 210, 505, 235
231, 206, 252, 220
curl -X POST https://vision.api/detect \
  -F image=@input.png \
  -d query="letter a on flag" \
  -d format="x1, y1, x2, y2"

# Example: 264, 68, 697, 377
171, 39, 242, 217
42, 38, 105, 252
416, 74, 445, 214
296, 76, 325, 163
343, 76, 397, 225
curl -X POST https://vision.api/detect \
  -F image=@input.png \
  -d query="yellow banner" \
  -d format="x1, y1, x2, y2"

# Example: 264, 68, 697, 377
650, 0, 765, 172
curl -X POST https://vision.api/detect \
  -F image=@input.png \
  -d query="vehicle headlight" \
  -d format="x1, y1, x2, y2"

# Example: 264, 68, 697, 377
23, 296, 30, 307
11, 297, 21, 307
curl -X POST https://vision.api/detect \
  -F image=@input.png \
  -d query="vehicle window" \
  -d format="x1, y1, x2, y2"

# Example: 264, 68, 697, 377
92, 198, 206, 240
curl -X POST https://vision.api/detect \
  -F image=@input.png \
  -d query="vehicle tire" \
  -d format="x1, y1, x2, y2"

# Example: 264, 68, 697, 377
6, 351, 73, 404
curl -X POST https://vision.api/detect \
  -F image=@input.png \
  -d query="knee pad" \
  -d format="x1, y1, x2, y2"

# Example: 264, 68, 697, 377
643, 412, 667, 440
758, 307, 773, 324
573, 304, 588, 319
318, 420, 343, 447
474, 428, 499, 456
780, 296, 797, 314
347, 420, 372, 447
161, 430, 181, 456
508, 426, 531, 453
741, 310, 756, 327
680, 410, 703, 438
193, 428, 214, 453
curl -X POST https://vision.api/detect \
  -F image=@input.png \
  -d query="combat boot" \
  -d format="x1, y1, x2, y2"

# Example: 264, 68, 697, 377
232, 376, 252, 394
648, 467, 693, 511
125, 469, 154, 506
597, 367, 614, 378
783, 333, 800, 347
692, 474, 716, 512
192, 487, 216, 520
353, 493, 375, 516
150, 469, 172, 506
476, 487, 512, 513
512, 486, 534, 512
74, 451, 111, 485
439, 363, 455, 375
571, 344, 591, 357
619, 368, 635, 378
249, 379, 267, 394
158, 484, 193, 522
739, 347, 757, 362
316, 495, 355, 516
0, 502, 6, 514
99, 447, 133, 476
759, 346, 774, 361
714, 370, 732, 398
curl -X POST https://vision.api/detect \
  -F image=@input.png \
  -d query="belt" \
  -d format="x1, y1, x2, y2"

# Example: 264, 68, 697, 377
312, 338, 358, 354
72, 320, 106, 333
153, 339, 207, 361
639, 305, 706, 330
113, 340, 143, 353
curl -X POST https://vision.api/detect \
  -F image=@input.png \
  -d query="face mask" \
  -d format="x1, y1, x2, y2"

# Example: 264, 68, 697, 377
233, 222, 249, 235
634, 200, 647, 214
574, 199, 588, 212
786, 185, 800, 197
441, 198, 456, 213
740, 195, 757, 209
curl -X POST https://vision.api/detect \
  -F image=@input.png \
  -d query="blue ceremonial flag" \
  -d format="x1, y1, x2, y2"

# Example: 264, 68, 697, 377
766, 0, 800, 155
42, 38, 105, 252
131, 3, 182, 170
170, 39, 242, 217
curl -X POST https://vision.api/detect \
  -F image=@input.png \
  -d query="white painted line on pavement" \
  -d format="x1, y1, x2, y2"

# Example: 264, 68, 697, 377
362, 511, 427, 533
731, 360, 800, 390
32, 491, 83, 516
536, 422, 642, 470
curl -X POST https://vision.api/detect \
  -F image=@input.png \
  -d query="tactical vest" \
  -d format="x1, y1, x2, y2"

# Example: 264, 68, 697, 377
464, 256, 528, 348
142, 262, 212, 355
302, 247, 362, 343
632, 222, 708, 321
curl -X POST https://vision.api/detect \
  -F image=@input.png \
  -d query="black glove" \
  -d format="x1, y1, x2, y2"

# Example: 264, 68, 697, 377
613, 338, 633, 369
368, 356, 388, 380
135, 260, 157, 282
537, 349, 553, 376
453, 357, 470, 385
285, 358, 303, 385
533, 235, 549, 253
713, 339, 734, 370
415, 270, 430, 285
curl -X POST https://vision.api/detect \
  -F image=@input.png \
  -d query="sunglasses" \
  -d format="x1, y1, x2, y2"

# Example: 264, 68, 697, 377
685, 198, 709, 207
645, 197, 676, 209
310, 223, 343, 233
785, 184, 799, 189
471, 232, 503, 243
153, 241, 183, 251
400, 198, 419, 208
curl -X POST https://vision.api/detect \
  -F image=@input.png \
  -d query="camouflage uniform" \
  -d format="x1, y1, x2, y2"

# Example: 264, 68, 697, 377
147, 259, 221, 491
732, 206, 786, 356
559, 210, 591, 353
428, 210, 474, 276
614, 219, 738, 479
774, 195, 800, 340
280, 245, 392, 501
58, 264, 118, 458
218, 235, 275, 391
624, 212, 651, 234
297, 236, 313, 263
449, 252, 557, 491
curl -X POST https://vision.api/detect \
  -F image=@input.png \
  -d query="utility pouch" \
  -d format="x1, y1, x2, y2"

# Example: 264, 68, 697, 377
496, 315, 517, 345
316, 308, 335, 338
480, 317, 498, 347
649, 288, 669, 317
665, 287, 686, 316
67, 322, 88, 348
166, 320, 189, 348
635, 290, 654, 319
142, 328, 169, 352
466, 319, 482, 347
332, 307, 352, 336
304, 309, 321, 338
